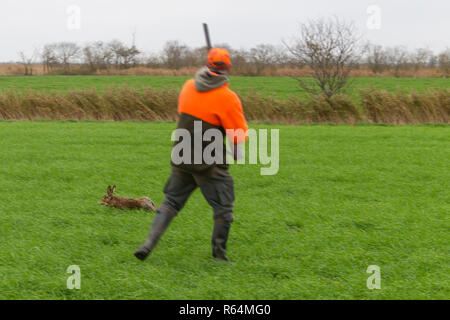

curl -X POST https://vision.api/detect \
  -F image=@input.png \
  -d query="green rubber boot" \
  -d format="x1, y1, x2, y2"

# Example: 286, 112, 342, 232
134, 209, 175, 261
212, 220, 231, 262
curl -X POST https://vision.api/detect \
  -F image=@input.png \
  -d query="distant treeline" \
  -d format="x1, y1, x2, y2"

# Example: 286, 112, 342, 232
9, 39, 450, 78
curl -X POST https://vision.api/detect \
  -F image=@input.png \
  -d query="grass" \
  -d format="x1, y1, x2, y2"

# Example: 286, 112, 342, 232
0, 121, 448, 299
0, 75, 449, 100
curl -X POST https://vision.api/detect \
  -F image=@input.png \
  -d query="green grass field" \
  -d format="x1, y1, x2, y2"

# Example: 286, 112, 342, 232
0, 121, 448, 299
0, 76, 449, 99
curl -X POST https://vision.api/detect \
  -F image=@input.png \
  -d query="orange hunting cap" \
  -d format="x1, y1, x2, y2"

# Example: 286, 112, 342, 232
207, 48, 232, 72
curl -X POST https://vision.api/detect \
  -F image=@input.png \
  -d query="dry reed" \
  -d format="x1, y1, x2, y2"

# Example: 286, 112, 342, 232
0, 86, 448, 124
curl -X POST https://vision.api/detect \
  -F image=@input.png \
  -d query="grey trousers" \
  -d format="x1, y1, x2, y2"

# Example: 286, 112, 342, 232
159, 166, 235, 223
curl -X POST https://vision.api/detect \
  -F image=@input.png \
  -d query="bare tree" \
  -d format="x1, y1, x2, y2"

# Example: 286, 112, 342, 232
161, 40, 191, 69
107, 40, 124, 67
190, 46, 209, 66
18, 51, 37, 75
51, 42, 80, 72
249, 44, 283, 75
226, 48, 250, 75
363, 42, 387, 74
438, 48, 450, 78
411, 48, 434, 72
284, 17, 360, 98
107, 39, 140, 69
145, 53, 163, 68
83, 41, 113, 71
122, 44, 140, 68
41, 44, 59, 73
385, 46, 409, 77
428, 54, 438, 68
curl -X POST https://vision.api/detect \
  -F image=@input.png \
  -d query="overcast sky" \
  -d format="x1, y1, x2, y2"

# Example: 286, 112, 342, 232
0, 0, 449, 61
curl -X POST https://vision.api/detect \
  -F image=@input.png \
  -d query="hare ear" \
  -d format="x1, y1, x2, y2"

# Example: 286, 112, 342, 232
112, 185, 116, 193
107, 186, 113, 195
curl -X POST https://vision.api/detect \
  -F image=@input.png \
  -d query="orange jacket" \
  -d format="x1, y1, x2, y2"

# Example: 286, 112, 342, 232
178, 79, 248, 144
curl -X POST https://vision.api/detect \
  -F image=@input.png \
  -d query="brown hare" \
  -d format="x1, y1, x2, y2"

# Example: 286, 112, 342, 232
99, 185, 156, 211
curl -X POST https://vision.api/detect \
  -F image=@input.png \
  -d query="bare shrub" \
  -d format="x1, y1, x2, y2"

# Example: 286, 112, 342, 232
285, 17, 360, 98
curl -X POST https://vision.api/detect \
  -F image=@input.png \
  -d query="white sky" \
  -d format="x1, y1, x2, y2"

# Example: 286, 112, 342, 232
1, 0, 449, 61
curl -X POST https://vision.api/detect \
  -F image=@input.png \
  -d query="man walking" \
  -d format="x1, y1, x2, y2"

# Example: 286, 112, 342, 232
134, 48, 248, 262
